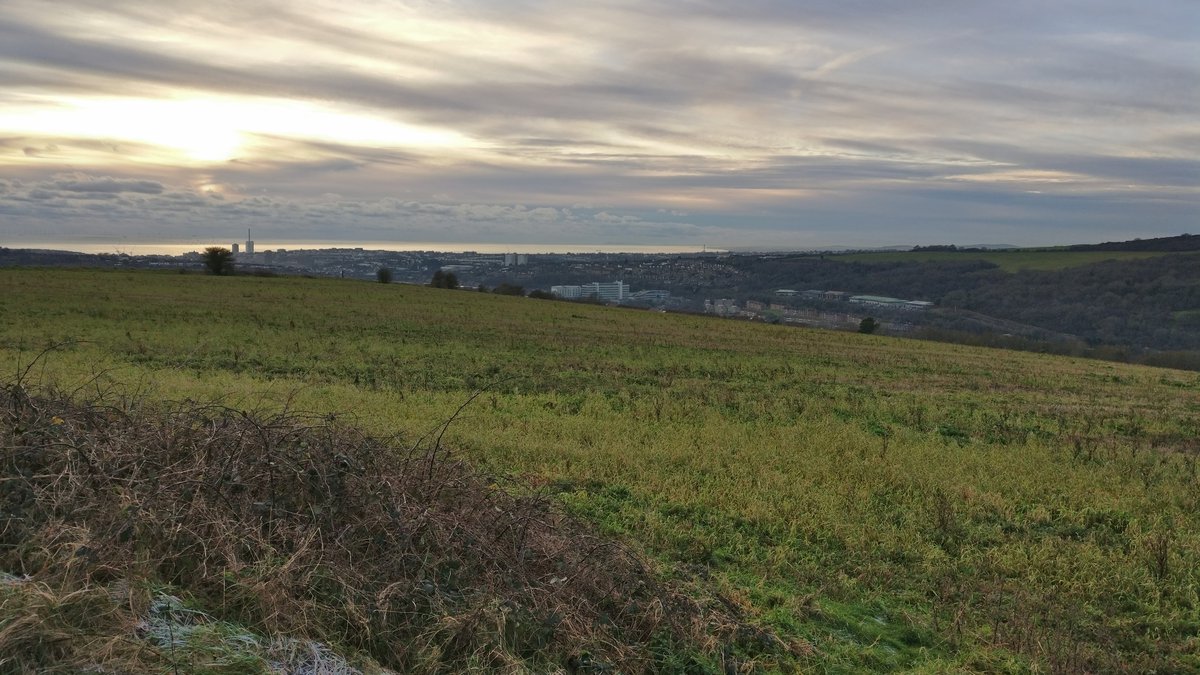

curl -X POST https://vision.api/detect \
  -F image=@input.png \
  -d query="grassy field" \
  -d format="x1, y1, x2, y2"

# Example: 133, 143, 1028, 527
831, 249, 1175, 271
3, 268, 1200, 671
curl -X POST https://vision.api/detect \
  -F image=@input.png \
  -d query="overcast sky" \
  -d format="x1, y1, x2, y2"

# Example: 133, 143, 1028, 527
1, 0, 1197, 250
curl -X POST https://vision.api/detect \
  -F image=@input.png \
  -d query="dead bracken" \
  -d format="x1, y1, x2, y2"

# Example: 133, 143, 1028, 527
0, 382, 787, 673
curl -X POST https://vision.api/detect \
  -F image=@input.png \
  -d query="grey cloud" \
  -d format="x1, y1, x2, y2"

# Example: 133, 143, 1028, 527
0, 0, 1196, 247
54, 177, 165, 194
930, 139, 1200, 187
0, 172, 718, 243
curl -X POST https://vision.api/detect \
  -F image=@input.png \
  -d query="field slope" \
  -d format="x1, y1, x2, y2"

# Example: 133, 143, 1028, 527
3, 268, 1200, 672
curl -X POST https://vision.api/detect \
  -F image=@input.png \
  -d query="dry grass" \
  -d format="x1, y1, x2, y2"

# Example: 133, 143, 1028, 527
0, 380, 780, 673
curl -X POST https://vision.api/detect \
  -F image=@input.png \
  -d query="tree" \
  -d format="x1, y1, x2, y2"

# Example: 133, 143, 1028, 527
202, 246, 234, 276
858, 317, 879, 334
493, 283, 524, 296
430, 270, 459, 289
376, 267, 393, 284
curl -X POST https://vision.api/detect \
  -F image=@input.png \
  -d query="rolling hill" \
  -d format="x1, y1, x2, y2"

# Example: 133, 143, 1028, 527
2, 268, 1199, 672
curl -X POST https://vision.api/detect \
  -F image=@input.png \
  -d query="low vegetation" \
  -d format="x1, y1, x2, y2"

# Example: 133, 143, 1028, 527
3, 268, 1200, 671
0, 381, 772, 672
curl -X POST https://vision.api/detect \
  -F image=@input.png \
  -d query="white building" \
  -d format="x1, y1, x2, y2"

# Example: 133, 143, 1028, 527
629, 289, 670, 303
705, 298, 738, 316
551, 280, 629, 301
582, 281, 628, 302
551, 285, 582, 299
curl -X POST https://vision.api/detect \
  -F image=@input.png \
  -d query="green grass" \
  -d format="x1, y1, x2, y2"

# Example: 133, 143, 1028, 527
832, 249, 1176, 271
4, 268, 1200, 671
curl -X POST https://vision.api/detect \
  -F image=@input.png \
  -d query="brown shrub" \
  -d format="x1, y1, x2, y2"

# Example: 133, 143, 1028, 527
0, 383, 752, 672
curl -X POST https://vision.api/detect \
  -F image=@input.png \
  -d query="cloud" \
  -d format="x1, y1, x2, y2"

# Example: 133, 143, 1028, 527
0, 0, 1195, 247
0, 172, 724, 244
53, 176, 165, 194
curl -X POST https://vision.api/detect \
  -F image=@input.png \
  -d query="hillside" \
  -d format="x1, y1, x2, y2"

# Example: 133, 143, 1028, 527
830, 248, 1176, 271
719, 252, 1200, 354
1068, 233, 1200, 252
3, 268, 1200, 672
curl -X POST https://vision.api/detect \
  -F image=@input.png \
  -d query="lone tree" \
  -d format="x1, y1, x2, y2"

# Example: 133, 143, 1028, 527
376, 267, 393, 284
858, 317, 879, 334
202, 246, 234, 276
430, 270, 459, 289
492, 283, 524, 296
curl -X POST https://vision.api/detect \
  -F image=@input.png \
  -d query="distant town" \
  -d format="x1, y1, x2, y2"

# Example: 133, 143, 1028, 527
10, 233, 1200, 366
0, 236, 937, 332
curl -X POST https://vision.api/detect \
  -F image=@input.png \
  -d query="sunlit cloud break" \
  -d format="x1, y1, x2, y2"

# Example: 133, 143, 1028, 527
1, 0, 1197, 249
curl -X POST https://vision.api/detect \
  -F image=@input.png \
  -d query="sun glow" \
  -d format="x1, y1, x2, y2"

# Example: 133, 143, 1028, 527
2, 94, 472, 165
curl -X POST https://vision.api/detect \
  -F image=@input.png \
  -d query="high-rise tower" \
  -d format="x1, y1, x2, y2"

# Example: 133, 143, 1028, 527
245, 228, 255, 255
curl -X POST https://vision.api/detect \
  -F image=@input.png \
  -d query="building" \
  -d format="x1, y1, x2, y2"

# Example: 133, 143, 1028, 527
848, 295, 933, 310
704, 298, 738, 316
628, 289, 671, 304
581, 281, 628, 302
245, 228, 255, 255
516, 254, 528, 266
231, 243, 240, 254
549, 280, 629, 302
504, 253, 517, 266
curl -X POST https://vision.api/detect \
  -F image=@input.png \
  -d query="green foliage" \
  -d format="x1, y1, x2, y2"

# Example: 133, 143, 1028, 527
430, 269, 459, 289
201, 246, 234, 276
858, 316, 879, 334
493, 282, 525, 296
5, 268, 1200, 671
375, 267, 392, 284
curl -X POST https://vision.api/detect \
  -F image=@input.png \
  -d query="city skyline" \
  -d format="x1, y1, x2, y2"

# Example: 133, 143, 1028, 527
1, 1, 1197, 249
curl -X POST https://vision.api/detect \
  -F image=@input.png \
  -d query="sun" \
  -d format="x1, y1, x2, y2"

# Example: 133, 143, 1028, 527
0, 96, 245, 164
1, 93, 472, 166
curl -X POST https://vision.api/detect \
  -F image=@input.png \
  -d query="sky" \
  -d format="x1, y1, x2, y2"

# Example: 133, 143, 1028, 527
1, 0, 1197, 250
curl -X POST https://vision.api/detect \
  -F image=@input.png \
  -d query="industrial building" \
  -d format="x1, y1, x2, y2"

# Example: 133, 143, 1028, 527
550, 284, 582, 299
848, 295, 933, 310
550, 280, 629, 302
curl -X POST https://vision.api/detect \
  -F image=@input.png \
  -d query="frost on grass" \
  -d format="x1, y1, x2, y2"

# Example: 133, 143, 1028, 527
138, 593, 372, 675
